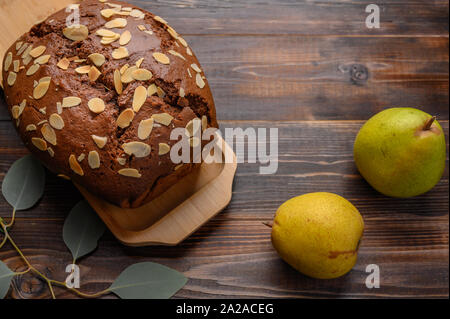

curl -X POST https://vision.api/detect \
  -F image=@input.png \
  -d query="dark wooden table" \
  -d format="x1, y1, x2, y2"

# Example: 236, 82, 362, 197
0, 0, 448, 298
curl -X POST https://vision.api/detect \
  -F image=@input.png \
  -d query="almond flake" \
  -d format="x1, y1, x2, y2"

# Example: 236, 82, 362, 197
57, 102, 63, 114
75, 65, 91, 74
122, 7, 132, 11
156, 87, 166, 98
92, 135, 107, 149
11, 106, 20, 119
187, 68, 192, 78
130, 9, 144, 18
191, 63, 202, 73
21, 45, 33, 59
138, 118, 153, 140
202, 115, 208, 131
26, 64, 40, 76
69, 154, 84, 176
121, 66, 137, 83
13, 60, 20, 73
78, 154, 86, 162
119, 30, 132, 45
112, 47, 129, 59
101, 34, 120, 45
32, 137, 47, 151
74, 58, 87, 63
88, 151, 101, 169
178, 37, 188, 47
137, 25, 146, 31
135, 58, 144, 68
23, 55, 33, 66
132, 68, 152, 81
196, 73, 205, 88
17, 43, 28, 56
37, 120, 48, 126
96, 29, 117, 37
159, 143, 170, 155
132, 86, 147, 112
117, 157, 126, 165
168, 50, 186, 61
101, 8, 116, 18
186, 47, 193, 56
39, 107, 46, 115
88, 66, 102, 82
29, 46, 46, 58
116, 108, 135, 128
57, 58, 70, 70
4, 52, 13, 72
153, 52, 170, 65
15, 42, 23, 51
167, 26, 178, 39
57, 174, 71, 180
62, 96, 81, 108
49, 113, 65, 129
147, 84, 157, 96
41, 124, 57, 145
63, 25, 89, 41
144, 30, 153, 35
120, 64, 129, 74
174, 164, 183, 171
105, 18, 127, 29
33, 80, 50, 99
26, 124, 37, 132
179, 87, 185, 97
47, 147, 55, 157
122, 141, 151, 157
153, 16, 167, 24
151, 113, 173, 126
88, 53, 106, 67
7, 72, 17, 86
34, 54, 51, 64
88, 98, 105, 113
114, 69, 123, 94
118, 168, 141, 178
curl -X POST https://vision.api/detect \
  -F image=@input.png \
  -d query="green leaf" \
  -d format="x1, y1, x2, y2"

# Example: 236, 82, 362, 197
1, 155, 45, 210
63, 200, 105, 262
0, 261, 14, 299
109, 262, 188, 299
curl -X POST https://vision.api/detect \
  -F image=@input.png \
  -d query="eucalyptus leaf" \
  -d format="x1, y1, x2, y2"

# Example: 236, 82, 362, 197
0, 261, 14, 299
1, 155, 45, 210
110, 262, 188, 299
63, 200, 105, 262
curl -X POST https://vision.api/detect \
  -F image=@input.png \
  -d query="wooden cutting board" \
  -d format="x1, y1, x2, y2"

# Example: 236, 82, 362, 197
0, 0, 237, 246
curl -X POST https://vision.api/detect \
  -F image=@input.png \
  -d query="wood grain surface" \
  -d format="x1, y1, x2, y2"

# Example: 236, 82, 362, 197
0, 0, 448, 298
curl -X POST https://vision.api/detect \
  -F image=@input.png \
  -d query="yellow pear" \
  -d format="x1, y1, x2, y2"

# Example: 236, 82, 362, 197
271, 193, 364, 279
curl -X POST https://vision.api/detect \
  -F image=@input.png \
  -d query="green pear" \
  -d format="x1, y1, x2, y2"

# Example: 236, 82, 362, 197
271, 192, 364, 279
354, 108, 446, 198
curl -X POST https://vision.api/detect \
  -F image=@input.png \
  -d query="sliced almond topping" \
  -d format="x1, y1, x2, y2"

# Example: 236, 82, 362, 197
92, 135, 108, 149
100, 34, 120, 45
4, 52, 12, 72
191, 63, 202, 73
132, 68, 152, 81
17, 43, 28, 56
187, 68, 192, 78
137, 25, 146, 31
88, 66, 101, 82
69, 154, 84, 176
96, 29, 117, 37
88, 151, 101, 169
57, 102, 63, 114
26, 64, 40, 76
120, 64, 129, 74
186, 47, 193, 56
168, 50, 186, 61
159, 143, 170, 155
202, 115, 208, 131
74, 58, 87, 63
78, 154, 86, 162
32, 137, 47, 151
174, 164, 183, 171
23, 55, 33, 66
116, 108, 135, 128
135, 58, 144, 68
26, 124, 37, 132
178, 37, 188, 47
58, 174, 71, 180
7, 72, 17, 86
34, 54, 51, 64
179, 87, 185, 97
15, 42, 23, 51
101, 8, 116, 18
151, 113, 173, 126
147, 84, 157, 96
144, 30, 153, 36
62, 96, 81, 108
196, 73, 205, 89
167, 26, 178, 39
49, 113, 65, 130
122, 141, 151, 158
121, 66, 137, 83
153, 16, 167, 24
138, 118, 153, 140
13, 60, 20, 72
114, 69, 123, 94
63, 25, 89, 41
37, 120, 48, 126
117, 157, 126, 166
29, 46, 46, 58
88, 53, 106, 67
75, 65, 91, 74
57, 58, 70, 70
153, 52, 170, 65
88, 98, 105, 113
11, 105, 20, 119
47, 147, 55, 158
118, 168, 141, 178
41, 123, 57, 145
112, 47, 129, 59
33, 79, 50, 99
105, 18, 127, 29
21, 45, 33, 59
119, 30, 132, 45
132, 86, 147, 112
39, 107, 46, 115
156, 87, 166, 98
130, 9, 144, 18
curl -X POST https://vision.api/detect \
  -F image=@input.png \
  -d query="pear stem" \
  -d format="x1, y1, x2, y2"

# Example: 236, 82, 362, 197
262, 221, 273, 228
424, 116, 436, 130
